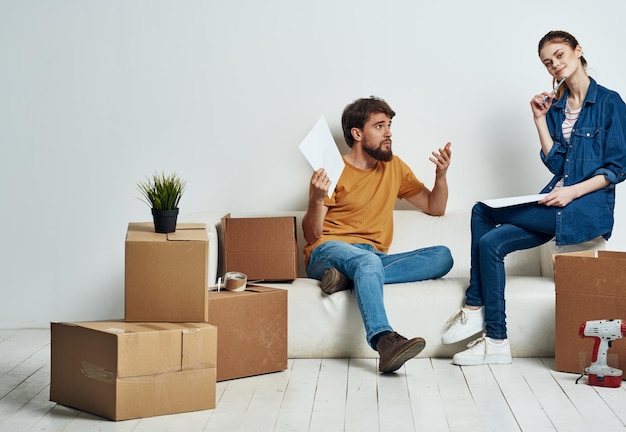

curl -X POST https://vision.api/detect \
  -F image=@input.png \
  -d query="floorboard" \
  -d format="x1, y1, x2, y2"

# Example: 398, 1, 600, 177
309, 358, 349, 432
1, 329, 625, 432
490, 361, 555, 431
463, 362, 521, 431
433, 357, 484, 432
405, 358, 449, 432
344, 359, 379, 432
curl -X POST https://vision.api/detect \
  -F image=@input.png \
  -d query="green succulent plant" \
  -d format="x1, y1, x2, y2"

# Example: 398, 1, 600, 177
137, 172, 186, 211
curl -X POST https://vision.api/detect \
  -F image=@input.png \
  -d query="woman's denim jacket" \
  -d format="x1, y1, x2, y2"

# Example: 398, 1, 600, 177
541, 77, 626, 245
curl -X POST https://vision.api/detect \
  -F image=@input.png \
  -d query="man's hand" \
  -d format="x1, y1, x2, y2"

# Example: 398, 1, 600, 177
430, 142, 452, 178
303, 168, 331, 244
310, 168, 331, 202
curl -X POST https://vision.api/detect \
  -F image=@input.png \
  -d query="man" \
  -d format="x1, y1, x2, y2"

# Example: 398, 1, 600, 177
302, 96, 453, 373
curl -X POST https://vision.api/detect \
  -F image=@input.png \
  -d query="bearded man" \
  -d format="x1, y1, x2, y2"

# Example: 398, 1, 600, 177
302, 96, 454, 373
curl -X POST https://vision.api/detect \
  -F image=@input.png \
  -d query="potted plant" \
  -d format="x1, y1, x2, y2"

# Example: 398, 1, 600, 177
137, 172, 186, 233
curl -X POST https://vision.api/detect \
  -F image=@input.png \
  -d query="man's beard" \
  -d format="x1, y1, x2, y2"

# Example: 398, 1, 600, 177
364, 143, 393, 162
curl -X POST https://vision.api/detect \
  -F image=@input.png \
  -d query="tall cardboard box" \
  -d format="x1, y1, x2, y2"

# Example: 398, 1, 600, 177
125, 222, 209, 322
50, 321, 217, 421
208, 286, 287, 381
554, 250, 626, 376
222, 216, 298, 281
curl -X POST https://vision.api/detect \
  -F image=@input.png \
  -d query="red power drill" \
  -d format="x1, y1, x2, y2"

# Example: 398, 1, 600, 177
579, 319, 626, 388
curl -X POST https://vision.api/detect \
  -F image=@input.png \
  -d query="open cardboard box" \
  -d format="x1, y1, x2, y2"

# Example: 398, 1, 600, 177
554, 250, 626, 377
221, 215, 298, 281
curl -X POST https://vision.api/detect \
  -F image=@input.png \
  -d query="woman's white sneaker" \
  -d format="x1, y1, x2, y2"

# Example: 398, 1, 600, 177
441, 306, 485, 344
452, 336, 512, 366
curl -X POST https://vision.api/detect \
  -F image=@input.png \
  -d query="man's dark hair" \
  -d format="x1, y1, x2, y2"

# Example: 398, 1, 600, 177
341, 96, 396, 147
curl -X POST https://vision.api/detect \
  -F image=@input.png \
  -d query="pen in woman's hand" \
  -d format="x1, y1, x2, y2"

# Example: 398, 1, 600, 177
542, 76, 567, 104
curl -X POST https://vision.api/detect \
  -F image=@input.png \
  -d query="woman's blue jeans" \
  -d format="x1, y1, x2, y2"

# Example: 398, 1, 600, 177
467, 202, 557, 340
307, 241, 453, 349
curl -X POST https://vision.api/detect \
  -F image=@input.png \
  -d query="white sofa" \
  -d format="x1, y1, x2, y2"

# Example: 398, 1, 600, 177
183, 208, 604, 359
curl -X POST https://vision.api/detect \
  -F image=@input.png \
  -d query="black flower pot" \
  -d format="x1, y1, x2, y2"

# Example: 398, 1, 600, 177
152, 208, 179, 233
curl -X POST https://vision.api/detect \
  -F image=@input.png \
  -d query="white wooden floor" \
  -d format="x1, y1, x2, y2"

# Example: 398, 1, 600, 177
1, 329, 625, 432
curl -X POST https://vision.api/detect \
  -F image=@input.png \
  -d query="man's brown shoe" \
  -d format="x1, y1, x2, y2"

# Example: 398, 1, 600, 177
376, 332, 426, 373
320, 268, 352, 295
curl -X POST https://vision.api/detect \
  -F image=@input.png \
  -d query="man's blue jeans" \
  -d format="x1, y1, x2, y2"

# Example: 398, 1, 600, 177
307, 241, 453, 349
466, 202, 557, 340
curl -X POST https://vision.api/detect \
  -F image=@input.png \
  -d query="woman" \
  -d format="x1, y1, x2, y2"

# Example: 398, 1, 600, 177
441, 30, 626, 366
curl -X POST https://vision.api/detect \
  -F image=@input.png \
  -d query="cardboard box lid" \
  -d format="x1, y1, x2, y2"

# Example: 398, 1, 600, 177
52, 321, 217, 378
222, 216, 297, 252
554, 250, 626, 297
126, 222, 208, 243
208, 285, 284, 298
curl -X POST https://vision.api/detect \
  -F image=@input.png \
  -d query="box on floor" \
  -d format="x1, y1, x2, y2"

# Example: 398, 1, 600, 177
125, 222, 209, 322
50, 321, 217, 421
208, 285, 288, 381
554, 250, 626, 378
221, 215, 298, 281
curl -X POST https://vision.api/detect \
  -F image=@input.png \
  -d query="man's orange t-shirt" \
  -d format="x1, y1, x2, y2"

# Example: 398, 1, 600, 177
303, 155, 425, 266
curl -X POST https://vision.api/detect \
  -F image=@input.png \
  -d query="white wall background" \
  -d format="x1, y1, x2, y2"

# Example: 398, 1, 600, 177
1, 0, 625, 328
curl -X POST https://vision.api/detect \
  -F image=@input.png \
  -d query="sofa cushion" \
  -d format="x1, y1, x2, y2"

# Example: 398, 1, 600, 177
259, 275, 556, 358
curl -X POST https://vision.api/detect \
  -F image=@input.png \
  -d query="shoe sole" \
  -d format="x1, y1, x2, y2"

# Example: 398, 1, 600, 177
441, 326, 485, 345
379, 338, 426, 373
320, 270, 351, 295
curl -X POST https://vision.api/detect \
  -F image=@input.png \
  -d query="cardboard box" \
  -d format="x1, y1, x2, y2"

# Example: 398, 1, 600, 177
222, 216, 298, 281
50, 321, 217, 421
554, 250, 626, 376
208, 286, 287, 381
125, 222, 209, 322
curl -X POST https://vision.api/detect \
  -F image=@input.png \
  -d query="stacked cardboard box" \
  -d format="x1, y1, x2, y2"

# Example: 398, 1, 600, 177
50, 223, 216, 421
208, 286, 287, 381
50, 218, 298, 420
51, 217, 292, 420
50, 321, 217, 421
125, 222, 209, 322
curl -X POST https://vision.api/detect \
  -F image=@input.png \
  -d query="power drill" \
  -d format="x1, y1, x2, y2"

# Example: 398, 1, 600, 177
578, 319, 626, 388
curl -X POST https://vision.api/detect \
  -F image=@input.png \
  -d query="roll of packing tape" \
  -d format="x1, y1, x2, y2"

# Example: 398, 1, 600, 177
224, 271, 247, 292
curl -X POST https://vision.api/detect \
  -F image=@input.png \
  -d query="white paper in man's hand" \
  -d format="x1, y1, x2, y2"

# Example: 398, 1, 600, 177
298, 114, 345, 198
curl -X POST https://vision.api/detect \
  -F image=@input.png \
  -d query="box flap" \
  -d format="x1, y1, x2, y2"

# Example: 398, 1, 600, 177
554, 251, 626, 297
208, 285, 281, 298
127, 222, 207, 242
552, 249, 596, 269
167, 225, 208, 241
597, 250, 626, 260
